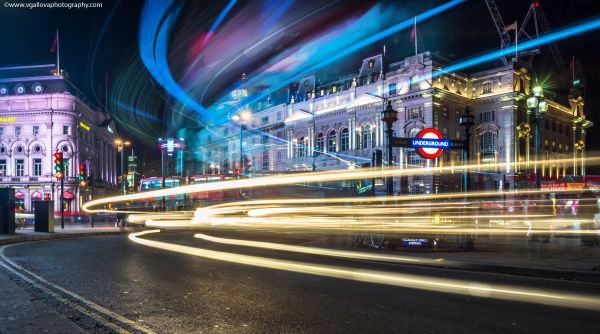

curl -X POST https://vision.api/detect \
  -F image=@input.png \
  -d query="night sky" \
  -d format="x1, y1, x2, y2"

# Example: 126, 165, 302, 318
0, 0, 599, 167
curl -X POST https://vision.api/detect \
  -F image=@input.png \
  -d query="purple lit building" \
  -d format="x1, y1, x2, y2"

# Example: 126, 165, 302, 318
0, 64, 118, 213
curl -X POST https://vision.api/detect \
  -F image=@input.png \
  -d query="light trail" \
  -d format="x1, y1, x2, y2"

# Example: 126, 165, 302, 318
130, 230, 600, 310
82, 157, 600, 212
193, 233, 443, 265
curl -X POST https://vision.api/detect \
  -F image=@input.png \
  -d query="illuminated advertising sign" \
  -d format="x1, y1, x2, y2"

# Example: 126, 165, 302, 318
0, 117, 16, 123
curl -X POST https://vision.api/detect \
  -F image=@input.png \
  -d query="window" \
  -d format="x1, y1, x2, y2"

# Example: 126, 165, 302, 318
277, 112, 282, 121
15, 126, 21, 137
340, 128, 349, 151
480, 132, 496, 162
0, 127, 3, 136
0, 160, 6, 176
262, 135, 268, 145
480, 111, 495, 123
482, 82, 492, 94
15, 159, 24, 176
261, 116, 269, 125
409, 75, 419, 91
33, 158, 42, 176
332, 86, 337, 93
388, 83, 397, 95
262, 151, 269, 170
63, 125, 69, 135
223, 129, 229, 136
315, 133, 324, 154
297, 137, 305, 157
327, 131, 337, 153
361, 124, 372, 149
33, 126, 39, 136
407, 106, 422, 120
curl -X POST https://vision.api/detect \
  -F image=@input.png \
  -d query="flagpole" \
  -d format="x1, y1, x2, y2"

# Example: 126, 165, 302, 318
414, 16, 418, 56
56, 29, 60, 75
514, 21, 518, 61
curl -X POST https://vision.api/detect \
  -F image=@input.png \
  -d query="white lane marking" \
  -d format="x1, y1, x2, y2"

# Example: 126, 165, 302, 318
0, 244, 156, 334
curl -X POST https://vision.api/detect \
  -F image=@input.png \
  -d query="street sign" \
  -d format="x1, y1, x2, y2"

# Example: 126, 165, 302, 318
413, 128, 445, 159
390, 128, 466, 158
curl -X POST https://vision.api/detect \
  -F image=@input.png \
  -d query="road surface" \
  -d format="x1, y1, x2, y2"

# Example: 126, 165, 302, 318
1, 230, 599, 333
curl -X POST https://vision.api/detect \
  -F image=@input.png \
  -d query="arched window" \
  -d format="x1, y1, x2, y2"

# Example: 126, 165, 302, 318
340, 128, 349, 151
410, 75, 419, 91
361, 124, 372, 149
480, 132, 496, 163
315, 133, 324, 154
297, 137, 305, 158
327, 130, 337, 153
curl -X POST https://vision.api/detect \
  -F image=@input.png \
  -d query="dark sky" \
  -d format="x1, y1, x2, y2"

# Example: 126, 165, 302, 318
0, 0, 599, 164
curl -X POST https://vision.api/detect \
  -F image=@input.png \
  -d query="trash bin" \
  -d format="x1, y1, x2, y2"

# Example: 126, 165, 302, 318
0, 188, 15, 234
34, 200, 55, 233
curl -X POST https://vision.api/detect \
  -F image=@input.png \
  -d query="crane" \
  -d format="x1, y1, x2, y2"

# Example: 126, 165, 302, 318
484, 0, 512, 65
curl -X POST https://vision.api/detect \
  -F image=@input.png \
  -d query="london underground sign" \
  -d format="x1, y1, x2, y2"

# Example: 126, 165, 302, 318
412, 128, 448, 159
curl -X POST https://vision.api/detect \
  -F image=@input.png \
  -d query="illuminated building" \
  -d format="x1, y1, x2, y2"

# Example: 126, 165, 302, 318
0, 64, 119, 212
197, 52, 590, 193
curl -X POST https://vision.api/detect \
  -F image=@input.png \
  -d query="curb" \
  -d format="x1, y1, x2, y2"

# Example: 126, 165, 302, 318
0, 227, 147, 246
457, 262, 600, 284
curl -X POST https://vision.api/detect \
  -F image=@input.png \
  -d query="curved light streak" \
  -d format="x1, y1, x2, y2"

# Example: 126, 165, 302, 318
130, 230, 600, 310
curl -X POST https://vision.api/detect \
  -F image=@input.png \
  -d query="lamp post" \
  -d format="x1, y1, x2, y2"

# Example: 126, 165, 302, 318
113, 139, 131, 195
527, 85, 549, 189
232, 110, 252, 176
381, 101, 398, 195
459, 107, 475, 192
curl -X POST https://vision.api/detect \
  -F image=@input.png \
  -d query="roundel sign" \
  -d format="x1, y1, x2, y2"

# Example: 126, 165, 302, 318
411, 128, 449, 159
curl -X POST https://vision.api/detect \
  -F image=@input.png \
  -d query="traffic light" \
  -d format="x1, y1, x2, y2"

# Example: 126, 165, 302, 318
43, 193, 51, 201
54, 152, 64, 179
79, 164, 87, 187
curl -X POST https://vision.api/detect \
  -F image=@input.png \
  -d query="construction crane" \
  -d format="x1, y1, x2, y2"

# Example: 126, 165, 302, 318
522, 1, 568, 85
485, 1, 569, 87
484, 0, 512, 65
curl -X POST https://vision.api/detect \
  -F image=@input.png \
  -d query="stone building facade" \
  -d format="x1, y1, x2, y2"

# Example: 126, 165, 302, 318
0, 64, 118, 212
196, 52, 591, 194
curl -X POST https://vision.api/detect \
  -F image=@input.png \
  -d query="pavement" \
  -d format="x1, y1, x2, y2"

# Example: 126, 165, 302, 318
0, 224, 144, 245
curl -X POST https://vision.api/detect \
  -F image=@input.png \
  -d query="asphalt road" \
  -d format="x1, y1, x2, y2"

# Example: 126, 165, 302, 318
3, 230, 600, 334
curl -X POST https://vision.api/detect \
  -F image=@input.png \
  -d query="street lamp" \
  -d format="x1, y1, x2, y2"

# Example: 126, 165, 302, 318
114, 139, 131, 195
232, 110, 252, 176
381, 101, 398, 195
459, 107, 475, 192
527, 85, 549, 188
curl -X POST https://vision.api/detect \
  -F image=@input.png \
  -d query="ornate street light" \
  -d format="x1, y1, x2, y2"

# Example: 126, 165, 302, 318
527, 85, 548, 188
232, 111, 252, 176
114, 139, 131, 195
381, 101, 398, 195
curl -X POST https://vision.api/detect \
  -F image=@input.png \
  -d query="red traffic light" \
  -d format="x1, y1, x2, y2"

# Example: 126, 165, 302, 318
53, 152, 63, 159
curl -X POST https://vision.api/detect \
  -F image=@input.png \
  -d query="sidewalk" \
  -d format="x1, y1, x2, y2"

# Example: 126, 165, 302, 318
0, 272, 86, 334
0, 224, 144, 246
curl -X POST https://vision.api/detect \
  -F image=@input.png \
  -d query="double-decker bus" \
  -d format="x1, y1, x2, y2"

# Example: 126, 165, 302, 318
188, 174, 237, 204
139, 177, 185, 210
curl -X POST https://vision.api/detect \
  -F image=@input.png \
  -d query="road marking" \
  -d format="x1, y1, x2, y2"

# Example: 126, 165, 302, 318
0, 244, 156, 334
131, 230, 600, 311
